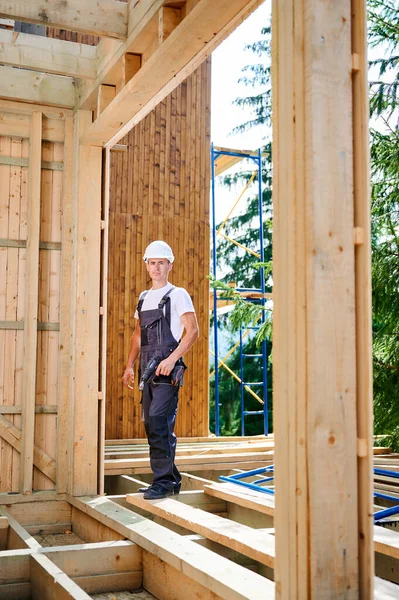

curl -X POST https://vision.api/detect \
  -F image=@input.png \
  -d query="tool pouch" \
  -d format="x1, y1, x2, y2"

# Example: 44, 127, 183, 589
171, 359, 187, 387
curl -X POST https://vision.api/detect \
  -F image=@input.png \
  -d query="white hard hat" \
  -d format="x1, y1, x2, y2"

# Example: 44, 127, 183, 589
143, 240, 174, 263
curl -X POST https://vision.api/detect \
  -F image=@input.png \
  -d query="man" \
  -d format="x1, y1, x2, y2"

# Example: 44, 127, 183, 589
122, 240, 199, 500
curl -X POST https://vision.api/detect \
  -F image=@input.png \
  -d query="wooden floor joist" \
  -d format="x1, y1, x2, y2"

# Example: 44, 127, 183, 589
126, 493, 275, 568
67, 494, 276, 599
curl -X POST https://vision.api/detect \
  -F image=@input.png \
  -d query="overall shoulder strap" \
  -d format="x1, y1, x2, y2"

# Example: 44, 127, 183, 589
137, 291, 149, 315
158, 286, 175, 326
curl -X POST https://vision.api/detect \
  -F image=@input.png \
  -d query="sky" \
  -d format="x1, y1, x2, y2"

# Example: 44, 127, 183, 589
210, 1, 271, 225
211, 1, 271, 151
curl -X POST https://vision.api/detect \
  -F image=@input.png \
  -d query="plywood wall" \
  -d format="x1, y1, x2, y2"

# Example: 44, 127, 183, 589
0, 108, 65, 492
106, 59, 211, 440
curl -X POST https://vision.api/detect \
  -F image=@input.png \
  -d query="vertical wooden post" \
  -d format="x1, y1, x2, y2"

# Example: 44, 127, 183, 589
352, 1, 374, 596
20, 111, 42, 494
69, 110, 102, 496
57, 115, 74, 494
272, 1, 372, 597
98, 146, 111, 495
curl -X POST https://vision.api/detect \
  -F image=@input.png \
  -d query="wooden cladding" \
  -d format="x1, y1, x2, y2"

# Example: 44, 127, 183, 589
105, 59, 211, 440
0, 112, 64, 492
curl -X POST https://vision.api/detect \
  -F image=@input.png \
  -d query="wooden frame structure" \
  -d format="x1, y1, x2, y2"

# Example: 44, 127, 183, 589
0, 0, 395, 598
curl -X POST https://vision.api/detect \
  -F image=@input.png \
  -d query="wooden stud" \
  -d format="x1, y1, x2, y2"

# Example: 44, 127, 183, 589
352, 0, 375, 595
272, 0, 369, 597
69, 111, 102, 496
20, 112, 42, 495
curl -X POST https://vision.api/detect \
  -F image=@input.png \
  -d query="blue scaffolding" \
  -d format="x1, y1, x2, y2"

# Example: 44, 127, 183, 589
210, 143, 269, 437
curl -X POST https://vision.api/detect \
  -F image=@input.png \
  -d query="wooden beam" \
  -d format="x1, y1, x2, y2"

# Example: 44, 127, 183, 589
0, 414, 56, 482
0, 0, 128, 39
30, 553, 92, 600
0, 65, 75, 108
126, 493, 275, 568
79, 0, 264, 145
272, 0, 370, 598
98, 146, 111, 495
0, 30, 97, 79
57, 115, 74, 495
69, 112, 102, 496
352, 0, 375, 593
67, 495, 275, 599
20, 111, 42, 495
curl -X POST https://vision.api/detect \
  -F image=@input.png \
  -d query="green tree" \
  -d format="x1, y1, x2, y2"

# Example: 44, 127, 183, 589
213, 3, 399, 447
210, 22, 273, 436
368, 0, 399, 448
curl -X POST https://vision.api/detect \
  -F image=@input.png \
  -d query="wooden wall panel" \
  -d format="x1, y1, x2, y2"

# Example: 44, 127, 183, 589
105, 59, 211, 440
0, 109, 65, 492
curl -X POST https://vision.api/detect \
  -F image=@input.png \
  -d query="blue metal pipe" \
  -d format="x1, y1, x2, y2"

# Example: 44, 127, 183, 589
374, 492, 399, 503
227, 467, 270, 479
219, 475, 275, 495
211, 143, 220, 436
374, 468, 399, 479
374, 505, 399, 521
239, 328, 245, 436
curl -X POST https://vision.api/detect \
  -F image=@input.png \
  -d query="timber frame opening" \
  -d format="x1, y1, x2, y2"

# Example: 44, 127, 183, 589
0, 1, 394, 598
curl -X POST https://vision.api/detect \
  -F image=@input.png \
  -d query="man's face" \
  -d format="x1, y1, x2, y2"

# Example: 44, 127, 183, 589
146, 258, 172, 281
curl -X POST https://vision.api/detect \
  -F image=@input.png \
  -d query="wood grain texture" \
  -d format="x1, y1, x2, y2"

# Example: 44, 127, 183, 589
272, 0, 369, 597
105, 60, 210, 440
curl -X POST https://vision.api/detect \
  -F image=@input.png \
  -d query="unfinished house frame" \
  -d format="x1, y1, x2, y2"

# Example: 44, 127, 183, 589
0, 1, 398, 598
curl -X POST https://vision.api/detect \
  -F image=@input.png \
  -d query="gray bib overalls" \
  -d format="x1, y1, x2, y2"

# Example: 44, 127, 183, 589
137, 287, 181, 490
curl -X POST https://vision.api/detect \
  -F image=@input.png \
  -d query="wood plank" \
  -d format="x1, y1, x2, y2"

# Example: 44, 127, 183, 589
126, 493, 275, 568
57, 115, 74, 495
0, 1, 128, 39
44, 540, 142, 577
204, 483, 274, 517
352, 0, 375, 594
20, 112, 42, 494
0, 66, 75, 108
0, 414, 56, 482
98, 146, 111, 494
0, 30, 97, 79
143, 550, 224, 600
0, 507, 41, 550
68, 495, 275, 599
70, 111, 102, 495
30, 553, 92, 600
80, 0, 264, 145
272, 0, 362, 597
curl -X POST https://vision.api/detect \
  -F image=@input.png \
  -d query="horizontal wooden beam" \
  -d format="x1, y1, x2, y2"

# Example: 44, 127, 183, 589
0, 406, 58, 415
80, 0, 263, 145
0, 321, 60, 331
67, 495, 275, 599
126, 493, 275, 568
0, 0, 127, 39
0, 156, 63, 170
0, 30, 97, 79
0, 239, 62, 250
0, 65, 75, 108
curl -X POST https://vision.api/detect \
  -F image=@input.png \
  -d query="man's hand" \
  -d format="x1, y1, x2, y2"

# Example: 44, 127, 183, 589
122, 367, 135, 390
156, 356, 176, 377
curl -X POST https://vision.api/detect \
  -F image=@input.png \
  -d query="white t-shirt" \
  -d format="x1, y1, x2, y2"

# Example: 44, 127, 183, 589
134, 283, 195, 342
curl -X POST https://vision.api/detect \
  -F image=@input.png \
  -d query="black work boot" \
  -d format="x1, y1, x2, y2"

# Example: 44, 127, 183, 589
138, 483, 181, 494
143, 484, 174, 500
